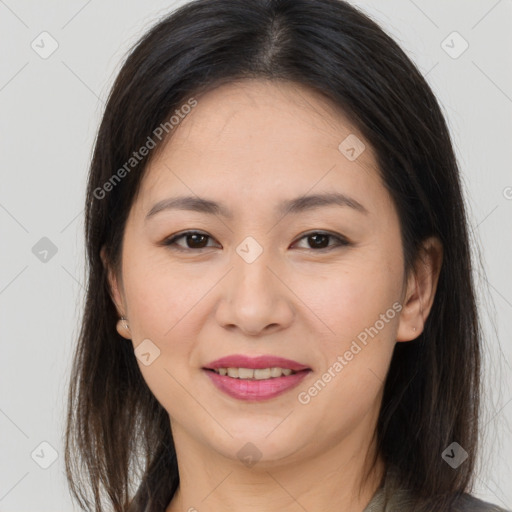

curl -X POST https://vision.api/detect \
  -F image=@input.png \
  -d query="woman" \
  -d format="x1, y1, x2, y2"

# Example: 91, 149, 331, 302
64, 0, 510, 511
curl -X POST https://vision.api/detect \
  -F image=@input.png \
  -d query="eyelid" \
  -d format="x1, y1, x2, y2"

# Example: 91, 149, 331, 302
292, 230, 350, 249
162, 230, 219, 251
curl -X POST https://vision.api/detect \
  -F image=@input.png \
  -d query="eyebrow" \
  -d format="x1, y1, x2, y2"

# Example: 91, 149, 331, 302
145, 192, 369, 221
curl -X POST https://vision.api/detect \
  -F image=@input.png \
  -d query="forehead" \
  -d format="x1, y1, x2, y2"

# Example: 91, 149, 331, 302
156, 79, 375, 161
136, 79, 387, 218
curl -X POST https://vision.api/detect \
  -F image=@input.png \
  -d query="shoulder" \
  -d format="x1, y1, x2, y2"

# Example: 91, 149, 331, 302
451, 493, 511, 512
364, 486, 510, 512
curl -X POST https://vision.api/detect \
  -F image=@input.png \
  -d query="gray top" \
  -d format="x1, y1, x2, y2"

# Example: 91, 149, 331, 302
131, 467, 511, 512
362, 470, 510, 512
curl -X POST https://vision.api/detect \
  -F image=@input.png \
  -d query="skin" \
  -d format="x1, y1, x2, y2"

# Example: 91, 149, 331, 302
103, 79, 443, 512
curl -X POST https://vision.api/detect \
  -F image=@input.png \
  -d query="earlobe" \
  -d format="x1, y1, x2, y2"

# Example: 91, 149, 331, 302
115, 317, 132, 340
396, 236, 443, 342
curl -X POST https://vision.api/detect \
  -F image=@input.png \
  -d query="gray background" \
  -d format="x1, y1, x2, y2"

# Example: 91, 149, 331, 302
0, 0, 511, 510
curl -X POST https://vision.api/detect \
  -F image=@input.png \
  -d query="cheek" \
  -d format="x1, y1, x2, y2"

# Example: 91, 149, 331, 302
119, 256, 205, 408
292, 248, 402, 421
296, 253, 402, 348
294, 270, 399, 438
122, 260, 203, 413
122, 248, 208, 339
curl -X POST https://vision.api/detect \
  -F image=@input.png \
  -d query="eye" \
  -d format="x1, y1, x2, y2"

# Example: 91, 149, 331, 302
161, 230, 350, 252
292, 231, 350, 251
162, 231, 220, 251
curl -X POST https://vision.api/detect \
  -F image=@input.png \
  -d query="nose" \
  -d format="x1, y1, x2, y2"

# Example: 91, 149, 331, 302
214, 249, 295, 337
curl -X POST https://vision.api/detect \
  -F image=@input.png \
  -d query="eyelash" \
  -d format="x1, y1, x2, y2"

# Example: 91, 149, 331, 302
161, 230, 350, 252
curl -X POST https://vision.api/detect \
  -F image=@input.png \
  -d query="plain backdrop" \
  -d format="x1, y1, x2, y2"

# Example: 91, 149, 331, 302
0, 1, 511, 510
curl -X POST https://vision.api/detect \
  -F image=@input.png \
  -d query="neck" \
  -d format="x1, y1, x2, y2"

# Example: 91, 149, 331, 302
165, 422, 385, 512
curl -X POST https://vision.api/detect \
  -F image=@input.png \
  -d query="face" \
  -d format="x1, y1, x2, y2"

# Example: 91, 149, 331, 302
106, 79, 436, 468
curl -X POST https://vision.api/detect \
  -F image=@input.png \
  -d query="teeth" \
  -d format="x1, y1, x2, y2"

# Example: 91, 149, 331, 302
254, 368, 271, 380
270, 367, 282, 378
212, 367, 296, 379
238, 367, 253, 379
227, 367, 239, 378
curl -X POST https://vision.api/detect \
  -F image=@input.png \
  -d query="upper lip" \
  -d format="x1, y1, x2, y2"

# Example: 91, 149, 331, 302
204, 354, 311, 372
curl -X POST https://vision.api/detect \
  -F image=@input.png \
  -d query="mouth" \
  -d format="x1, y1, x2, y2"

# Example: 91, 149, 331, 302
202, 354, 312, 401
205, 367, 301, 379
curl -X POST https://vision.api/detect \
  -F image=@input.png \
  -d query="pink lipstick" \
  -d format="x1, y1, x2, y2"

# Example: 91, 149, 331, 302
203, 354, 311, 401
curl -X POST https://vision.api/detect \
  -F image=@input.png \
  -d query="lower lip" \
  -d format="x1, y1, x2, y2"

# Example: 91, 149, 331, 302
203, 369, 311, 401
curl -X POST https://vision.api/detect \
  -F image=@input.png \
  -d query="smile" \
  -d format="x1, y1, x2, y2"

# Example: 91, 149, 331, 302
203, 354, 312, 401
210, 367, 296, 379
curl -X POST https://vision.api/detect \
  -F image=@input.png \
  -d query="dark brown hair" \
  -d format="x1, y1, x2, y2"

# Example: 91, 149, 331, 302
65, 0, 483, 510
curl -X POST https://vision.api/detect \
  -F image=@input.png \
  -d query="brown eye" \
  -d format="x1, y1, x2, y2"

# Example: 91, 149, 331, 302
293, 231, 349, 251
307, 233, 330, 249
163, 231, 219, 251
162, 230, 349, 253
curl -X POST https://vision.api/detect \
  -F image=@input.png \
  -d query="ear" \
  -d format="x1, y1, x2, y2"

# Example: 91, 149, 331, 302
396, 236, 443, 342
100, 245, 125, 317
